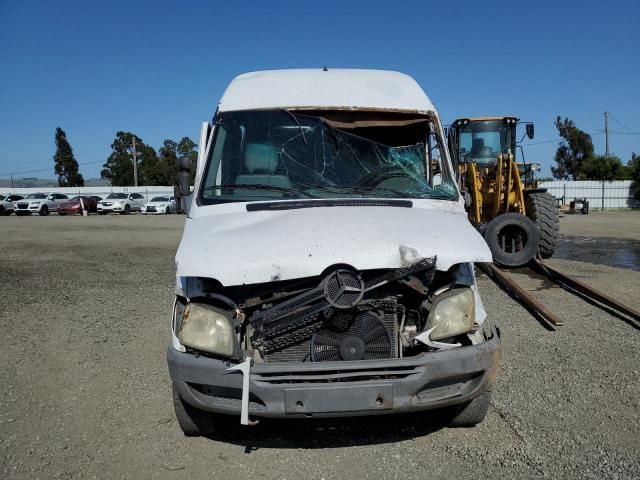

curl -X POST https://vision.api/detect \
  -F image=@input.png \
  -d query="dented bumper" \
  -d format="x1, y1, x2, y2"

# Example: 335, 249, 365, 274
167, 326, 500, 419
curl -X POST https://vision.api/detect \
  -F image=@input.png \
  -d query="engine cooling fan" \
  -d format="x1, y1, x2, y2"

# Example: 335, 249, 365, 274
310, 311, 392, 362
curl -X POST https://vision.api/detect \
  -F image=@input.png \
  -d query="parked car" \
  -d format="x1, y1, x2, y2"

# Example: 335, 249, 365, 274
90, 195, 103, 203
141, 196, 176, 214
168, 69, 499, 437
0, 194, 24, 215
58, 195, 99, 215
14, 192, 68, 216
97, 192, 145, 214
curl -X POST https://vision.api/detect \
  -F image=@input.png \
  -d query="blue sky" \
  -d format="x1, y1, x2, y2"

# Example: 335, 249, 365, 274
1, 0, 638, 180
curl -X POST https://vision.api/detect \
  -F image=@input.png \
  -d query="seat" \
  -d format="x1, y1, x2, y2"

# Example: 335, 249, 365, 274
234, 144, 291, 197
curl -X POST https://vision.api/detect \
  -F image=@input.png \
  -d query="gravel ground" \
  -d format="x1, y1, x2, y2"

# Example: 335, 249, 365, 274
1, 214, 639, 479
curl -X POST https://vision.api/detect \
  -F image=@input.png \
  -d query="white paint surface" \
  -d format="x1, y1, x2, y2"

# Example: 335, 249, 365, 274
218, 69, 436, 114
175, 199, 492, 286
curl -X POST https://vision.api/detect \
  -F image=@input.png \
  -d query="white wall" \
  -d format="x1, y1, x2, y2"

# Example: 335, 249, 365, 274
0, 186, 174, 202
539, 180, 639, 209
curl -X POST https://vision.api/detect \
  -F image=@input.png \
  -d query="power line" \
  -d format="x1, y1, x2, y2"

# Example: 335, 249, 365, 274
0, 146, 110, 168
0, 159, 105, 178
609, 114, 636, 133
522, 132, 604, 147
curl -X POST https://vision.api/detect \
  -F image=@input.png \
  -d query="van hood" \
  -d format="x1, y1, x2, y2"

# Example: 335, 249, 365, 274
175, 200, 492, 286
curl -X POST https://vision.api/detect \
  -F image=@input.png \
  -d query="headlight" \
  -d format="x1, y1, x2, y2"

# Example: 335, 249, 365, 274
177, 303, 236, 356
426, 288, 475, 340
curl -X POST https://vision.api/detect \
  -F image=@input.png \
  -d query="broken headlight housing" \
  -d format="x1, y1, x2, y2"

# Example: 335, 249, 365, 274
177, 303, 236, 356
426, 287, 475, 340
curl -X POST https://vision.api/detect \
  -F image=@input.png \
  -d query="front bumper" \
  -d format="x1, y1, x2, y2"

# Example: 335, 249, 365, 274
97, 204, 122, 212
168, 326, 500, 419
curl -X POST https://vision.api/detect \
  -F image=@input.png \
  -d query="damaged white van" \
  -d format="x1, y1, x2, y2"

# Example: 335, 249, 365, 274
168, 69, 499, 436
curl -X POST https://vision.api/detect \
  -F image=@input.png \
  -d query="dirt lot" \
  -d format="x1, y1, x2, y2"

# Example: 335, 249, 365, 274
1, 213, 639, 479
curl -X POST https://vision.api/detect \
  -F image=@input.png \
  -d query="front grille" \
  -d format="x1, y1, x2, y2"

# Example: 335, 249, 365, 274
146, 206, 156, 212
17, 203, 28, 209
253, 365, 420, 384
102, 202, 112, 206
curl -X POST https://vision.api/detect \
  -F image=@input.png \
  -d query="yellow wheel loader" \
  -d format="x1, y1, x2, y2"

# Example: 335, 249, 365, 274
448, 117, 559, 267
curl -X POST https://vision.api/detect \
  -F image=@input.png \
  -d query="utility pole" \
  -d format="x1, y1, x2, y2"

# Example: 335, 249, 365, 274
604, 112, 609, 158
10, 173, 14, 189
132, 137, 138, 187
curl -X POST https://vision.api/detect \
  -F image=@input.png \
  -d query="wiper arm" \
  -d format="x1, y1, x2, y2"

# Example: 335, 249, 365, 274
203, 184, 316, 198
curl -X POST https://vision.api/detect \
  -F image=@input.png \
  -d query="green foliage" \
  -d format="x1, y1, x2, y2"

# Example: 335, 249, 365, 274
551, 117, 594, 180
101, 132, 157, 186
54, 127, 84, 187
577, 155, 630, 181
101, 133, 198, 186
629, 153, 640, 198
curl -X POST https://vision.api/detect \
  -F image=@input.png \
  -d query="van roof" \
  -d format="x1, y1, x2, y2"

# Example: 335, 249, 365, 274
218, 69, 435, 114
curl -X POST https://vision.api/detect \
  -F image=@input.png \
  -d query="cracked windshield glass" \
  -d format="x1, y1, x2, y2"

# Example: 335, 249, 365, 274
200, 110, 458, 203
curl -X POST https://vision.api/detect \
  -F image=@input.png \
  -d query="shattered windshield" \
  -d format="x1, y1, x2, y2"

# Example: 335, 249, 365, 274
199, 110, 458, 204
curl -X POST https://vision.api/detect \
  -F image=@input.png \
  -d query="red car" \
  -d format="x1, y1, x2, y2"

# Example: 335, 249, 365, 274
58, 196, 99, 215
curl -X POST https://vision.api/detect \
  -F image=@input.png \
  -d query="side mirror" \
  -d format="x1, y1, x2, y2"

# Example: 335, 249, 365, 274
175, 156, 192, 214
526, 123, 534, 140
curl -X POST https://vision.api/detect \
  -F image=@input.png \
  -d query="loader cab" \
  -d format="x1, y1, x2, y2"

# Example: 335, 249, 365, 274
450, 117, 520, 169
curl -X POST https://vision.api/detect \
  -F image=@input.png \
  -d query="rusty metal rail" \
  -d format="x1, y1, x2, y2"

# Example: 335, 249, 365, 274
479, 259, 639, 330
531, 259, 640, 322
477, 263, 563, 330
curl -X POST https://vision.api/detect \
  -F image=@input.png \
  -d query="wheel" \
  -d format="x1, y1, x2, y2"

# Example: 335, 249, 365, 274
39, 205, 49, 216
0, 206, 6, 216
449, 389, 492, 427
120, 204, 131, 215
484, 213, 540, 267
165, 207, 170, 214
525, 192, 559, 259
172, 384, 216, 437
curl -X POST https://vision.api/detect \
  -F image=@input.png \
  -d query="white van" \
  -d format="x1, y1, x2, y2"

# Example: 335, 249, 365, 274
168, 69, 499, 436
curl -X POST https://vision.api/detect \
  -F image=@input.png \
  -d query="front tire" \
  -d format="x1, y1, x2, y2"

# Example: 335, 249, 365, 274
172, 385, 216, 437
39, 205, 49, 216
449, 389, 492, 427
120, 204, 131, 215
525, 192, 559, 258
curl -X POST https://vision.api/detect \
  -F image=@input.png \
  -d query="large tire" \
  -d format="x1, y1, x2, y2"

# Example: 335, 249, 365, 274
0, 206, 6, 216
484, 213, 540, 267
39, 205, 49, 216
525, 192, 559, 258
449, 389, 492, 427
172, 385, 215, 437
120, 204, 131, 215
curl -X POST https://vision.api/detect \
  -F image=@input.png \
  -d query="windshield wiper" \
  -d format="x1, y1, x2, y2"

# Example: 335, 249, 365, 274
203, 184, 316, 198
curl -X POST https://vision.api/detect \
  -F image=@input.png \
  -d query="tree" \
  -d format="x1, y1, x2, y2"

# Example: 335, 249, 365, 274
551, 117, 595, 180
629, 153, 640, 198
54, 127, 84, 186
101, 132, 157, 186
578, 155, 629, 181
144, 139, 179, 186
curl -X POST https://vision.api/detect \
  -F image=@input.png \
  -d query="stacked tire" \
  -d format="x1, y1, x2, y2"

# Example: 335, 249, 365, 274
525, 191, 559, 259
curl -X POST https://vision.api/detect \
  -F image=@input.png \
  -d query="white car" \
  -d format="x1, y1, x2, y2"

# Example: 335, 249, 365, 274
0, 194, 24, 215
14, 192, 68, 216
142, 196, 176, 214
97, 192, 145, 214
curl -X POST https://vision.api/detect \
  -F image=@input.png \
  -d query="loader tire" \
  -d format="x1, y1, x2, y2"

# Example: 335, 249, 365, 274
525, 192, 559, 258
484, 213, 539, 267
